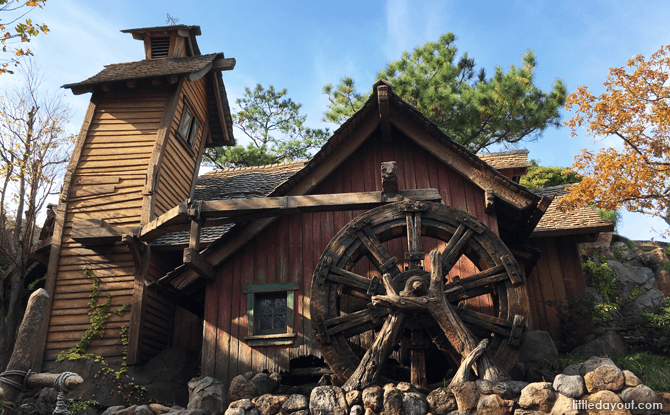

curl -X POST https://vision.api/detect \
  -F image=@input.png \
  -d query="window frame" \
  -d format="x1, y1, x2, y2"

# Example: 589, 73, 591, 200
176, 99, 200, 153
242, 282, 298, 347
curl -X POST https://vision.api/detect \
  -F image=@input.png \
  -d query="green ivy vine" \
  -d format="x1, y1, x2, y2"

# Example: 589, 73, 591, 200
57, 266, 130, 375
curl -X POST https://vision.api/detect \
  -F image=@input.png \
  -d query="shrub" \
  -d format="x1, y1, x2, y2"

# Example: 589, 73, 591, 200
596, 208, 621, 232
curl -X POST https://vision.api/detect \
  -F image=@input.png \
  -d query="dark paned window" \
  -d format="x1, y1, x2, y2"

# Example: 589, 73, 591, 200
256, 292, 287, 334
178, 103, 199, 148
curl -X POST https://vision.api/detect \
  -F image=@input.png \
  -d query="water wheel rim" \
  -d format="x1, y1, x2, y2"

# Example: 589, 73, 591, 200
310, 201, 528, 385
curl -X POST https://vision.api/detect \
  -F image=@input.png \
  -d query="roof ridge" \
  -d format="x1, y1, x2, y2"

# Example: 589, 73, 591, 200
478, 149, 529, 157
201, 159, 308, 175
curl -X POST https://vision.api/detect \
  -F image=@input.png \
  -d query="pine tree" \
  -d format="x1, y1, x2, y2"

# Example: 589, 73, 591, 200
323, 33, 567, 153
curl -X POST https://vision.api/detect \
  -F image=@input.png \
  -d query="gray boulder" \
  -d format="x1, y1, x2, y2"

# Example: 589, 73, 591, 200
579, 356, 617, 376
621, 385, 658, 415
383, 388, 405, 415
253, 395, 289, 415
252, 373, 280, 396
310, 386, 349, 415
229, 375, 259, 403
426, 388, 456, 415
571, 330, 629, 357
402, 392, 428, 415
518, 331, 558, 366
283, 394, 310, 413
362, 385, 384, 412
552, 374, 585, 399
134, 406, 154, 415
187, 377, 227, 414
102, 406, 126, 415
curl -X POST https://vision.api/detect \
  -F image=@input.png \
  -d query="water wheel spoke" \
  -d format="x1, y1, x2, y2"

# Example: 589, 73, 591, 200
405, 212, 424, 270
356, 227, 401, 277
342, 311, 406, 391
443, 264, 507, 301
457, 308, 512, 338
327, 266, 386, 296
440, 224, 474, 274
325, 307, 389, 337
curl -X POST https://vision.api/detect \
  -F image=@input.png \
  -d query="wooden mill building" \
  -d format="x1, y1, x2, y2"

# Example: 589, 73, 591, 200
35, 25, 613, 385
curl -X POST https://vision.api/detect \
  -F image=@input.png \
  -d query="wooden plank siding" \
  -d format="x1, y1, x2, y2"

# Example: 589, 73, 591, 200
202, 131, 501, 384
43, 89, 168, 364
525, 235, 587, 337
154, 77, 209, 217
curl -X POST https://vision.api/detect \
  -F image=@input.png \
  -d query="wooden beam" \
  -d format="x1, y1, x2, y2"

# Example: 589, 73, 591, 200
140, 200, 189, 241
381, 161, 398, 193
515, 196, 553, 242
390, 109, 536, 211
168, 75, 180, 84
188, 62, 213, 82
183, 247, 215, 282
210, 73, 233, 145
141, 78, 185, 226
71, 225, 139, 245
378, 84, 392, 143
139, 189, 442, 242
31, 236, 52, 255
211, 57, 236, 71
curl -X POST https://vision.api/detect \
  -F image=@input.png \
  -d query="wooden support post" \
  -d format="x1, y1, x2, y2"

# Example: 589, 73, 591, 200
381, 161, 398, 193
0, 289, 50, 410
378, 84, 392, 143
183, 200, 215, 282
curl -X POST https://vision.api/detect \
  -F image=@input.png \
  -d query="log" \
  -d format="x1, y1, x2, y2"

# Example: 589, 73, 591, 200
0, 289, 50, 408
448, 339, 488, 388
25, 373, 83, 390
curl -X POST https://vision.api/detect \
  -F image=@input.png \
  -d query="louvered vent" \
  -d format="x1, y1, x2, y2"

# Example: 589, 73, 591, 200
151, 37, 170, 58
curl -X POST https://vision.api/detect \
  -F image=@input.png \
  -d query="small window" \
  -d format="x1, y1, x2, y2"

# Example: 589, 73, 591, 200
178, 103, 199, 147
243, 282, 298, 346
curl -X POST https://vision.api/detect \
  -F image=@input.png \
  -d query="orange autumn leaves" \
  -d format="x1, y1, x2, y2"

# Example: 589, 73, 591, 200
560, 45, 670, 226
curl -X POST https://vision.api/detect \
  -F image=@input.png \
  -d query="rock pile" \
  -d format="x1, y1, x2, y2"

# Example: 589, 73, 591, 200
213, 357, 668, 415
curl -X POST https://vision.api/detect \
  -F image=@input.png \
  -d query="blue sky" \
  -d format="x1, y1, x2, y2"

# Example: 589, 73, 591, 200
5, 0, 670, 240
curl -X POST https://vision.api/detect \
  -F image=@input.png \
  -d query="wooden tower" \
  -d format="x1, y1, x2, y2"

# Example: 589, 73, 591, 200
37, 25, 235, 369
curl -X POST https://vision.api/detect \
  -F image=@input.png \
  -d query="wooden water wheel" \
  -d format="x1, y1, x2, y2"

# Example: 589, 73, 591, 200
310, 201, 529, 390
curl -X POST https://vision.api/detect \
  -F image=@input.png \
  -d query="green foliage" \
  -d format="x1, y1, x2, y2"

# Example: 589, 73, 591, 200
582, 258, 619, 305
68, 399, 98, 415
27, 274, 46, 290
323, 33, 567, 153
57, 267, 130, 361
657, 261, 670, 273
610, 352, 670, 392
543, 296, 595, 352
206, 84, 329, 168
519, 160, 582, 189
622, 299, 670, 356
596, 209, 621, 232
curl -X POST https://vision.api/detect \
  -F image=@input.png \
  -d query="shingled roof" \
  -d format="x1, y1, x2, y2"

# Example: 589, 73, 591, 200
153, 161, 308, 247
62, 53, 222, 89
479, 150, 531, 170
532, 184, 614, 237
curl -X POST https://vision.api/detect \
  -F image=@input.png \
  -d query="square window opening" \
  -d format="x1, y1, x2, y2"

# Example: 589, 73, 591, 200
243, 282, 298, 346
